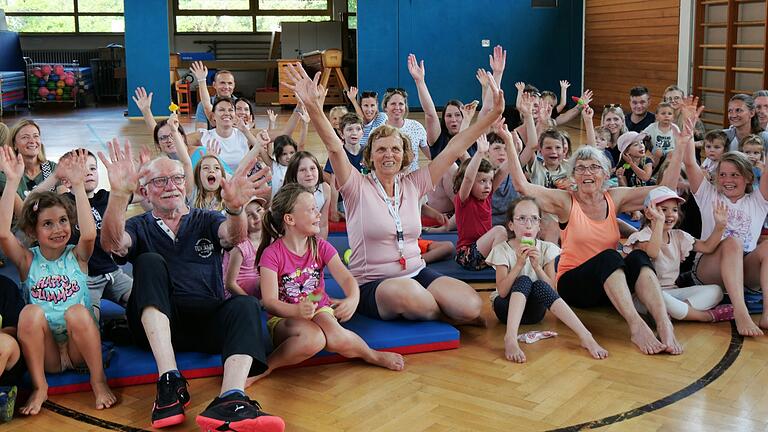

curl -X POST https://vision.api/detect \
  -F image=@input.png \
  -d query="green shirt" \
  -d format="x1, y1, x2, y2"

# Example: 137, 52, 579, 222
0, 160, 57, 198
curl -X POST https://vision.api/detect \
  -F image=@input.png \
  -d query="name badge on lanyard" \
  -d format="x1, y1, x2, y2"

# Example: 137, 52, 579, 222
370, 172, 406, 270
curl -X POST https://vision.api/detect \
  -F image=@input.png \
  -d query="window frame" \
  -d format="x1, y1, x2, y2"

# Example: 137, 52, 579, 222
3, 0, 125, 35
173, 0, 333, 35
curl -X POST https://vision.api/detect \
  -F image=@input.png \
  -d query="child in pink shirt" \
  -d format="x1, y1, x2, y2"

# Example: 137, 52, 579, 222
453, 135, 508, 270
222, 199, 264, 298
250, 183, 404, 385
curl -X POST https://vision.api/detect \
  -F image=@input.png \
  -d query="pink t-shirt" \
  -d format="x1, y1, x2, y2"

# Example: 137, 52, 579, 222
454, 193, 492, 249
339, 167, 433, 284
258, 237, 337, 308
222, 239, 261, 298
623, 227, 694, 289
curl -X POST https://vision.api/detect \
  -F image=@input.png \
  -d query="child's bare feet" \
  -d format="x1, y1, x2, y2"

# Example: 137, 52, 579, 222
19, 385, 48, 415
92, 380, 117, 409
504, 335, 526, 363
370, 351, 405, 371
579, 335, 608, 359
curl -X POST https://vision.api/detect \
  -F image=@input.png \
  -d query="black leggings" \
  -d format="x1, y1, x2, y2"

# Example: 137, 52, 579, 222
126, 253, 268, 377
558, 249, 654, 308
493, 275, 560, 325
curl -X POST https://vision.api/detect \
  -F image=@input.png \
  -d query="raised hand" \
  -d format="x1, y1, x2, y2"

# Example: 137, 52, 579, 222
282, 63, 323, 110
346, 86, 358, 101
266, 109, 277, 124
296, 101, 310, 123
581, 89, 594, 106
519, 92, 534, 117
461, 100, 479, 121
189, 61, 208, 82
489, 45, 506, 76
581, 104, 594, 120
407, 53, 426, 83
539, 99, 553, 121
560, 80, 571, 90
515, 81, 526, 92
680, 95, 705, 122
646, 202, 665, 223
0, 146, 24, 185
205, 139, 222, 156
476, 134, 489, 154
55, 149, 88, 188
221, 160, 271, 210
167, 112, 180, 132
97, 138, 142, 196
483, 70, 505, 117
475, 68, 489, 88
132, 87, 153, 112
713, 200, 728, 227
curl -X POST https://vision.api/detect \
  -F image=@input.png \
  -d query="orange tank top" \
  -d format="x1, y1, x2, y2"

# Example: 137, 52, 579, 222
556, 192, 620, 282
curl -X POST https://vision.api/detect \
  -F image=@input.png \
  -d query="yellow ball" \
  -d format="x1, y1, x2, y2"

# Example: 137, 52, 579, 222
343, 249, 352, 265
55, 88, 63, 96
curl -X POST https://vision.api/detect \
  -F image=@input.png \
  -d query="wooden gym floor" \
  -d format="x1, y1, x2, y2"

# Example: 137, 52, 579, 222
1, 106, 767, 431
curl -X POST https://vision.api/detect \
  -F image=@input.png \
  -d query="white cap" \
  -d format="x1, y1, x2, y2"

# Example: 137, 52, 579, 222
644, 186, 685, 207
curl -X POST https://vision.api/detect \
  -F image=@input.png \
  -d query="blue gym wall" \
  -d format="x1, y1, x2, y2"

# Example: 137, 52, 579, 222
125, 0, 171, 118
357, 0, 583, 108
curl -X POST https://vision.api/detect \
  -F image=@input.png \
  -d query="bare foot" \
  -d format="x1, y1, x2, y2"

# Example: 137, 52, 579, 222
245, 370, 271, 388
19, 386, 48, 416
657, 322, 683, 355
92, 380, 117, 409
504, 335, 526, 363
736, 314, 763, 337
370, 351, 405, 371
579, 335, 608, 359
630, 323, 666, 355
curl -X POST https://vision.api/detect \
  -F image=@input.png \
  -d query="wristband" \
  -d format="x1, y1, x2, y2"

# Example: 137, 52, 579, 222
224, 205, 243, 216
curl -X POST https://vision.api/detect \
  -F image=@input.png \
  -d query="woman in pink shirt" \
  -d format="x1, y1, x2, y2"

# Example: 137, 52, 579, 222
501, 114, 691, 356
285, 64, 504, 323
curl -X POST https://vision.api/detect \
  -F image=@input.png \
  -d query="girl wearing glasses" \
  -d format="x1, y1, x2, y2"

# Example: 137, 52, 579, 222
486, 197, 607, 363
501, 117, 688, 356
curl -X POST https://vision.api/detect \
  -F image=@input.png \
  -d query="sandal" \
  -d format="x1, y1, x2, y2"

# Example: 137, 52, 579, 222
708, 304, 734, 322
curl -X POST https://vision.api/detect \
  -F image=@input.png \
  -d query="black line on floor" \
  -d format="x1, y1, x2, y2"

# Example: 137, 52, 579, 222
43, 400, 150, 432
548, 321, 744, 431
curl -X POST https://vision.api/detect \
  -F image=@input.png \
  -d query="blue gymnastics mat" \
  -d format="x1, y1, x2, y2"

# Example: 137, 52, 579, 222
326, 232, 496, 282
39, 280, 459, 395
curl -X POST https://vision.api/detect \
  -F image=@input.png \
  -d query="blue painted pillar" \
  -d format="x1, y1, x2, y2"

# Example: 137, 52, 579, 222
125, 0, 170, 117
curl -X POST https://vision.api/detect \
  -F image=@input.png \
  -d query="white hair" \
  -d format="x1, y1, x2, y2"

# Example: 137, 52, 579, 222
568, 146, 613, 191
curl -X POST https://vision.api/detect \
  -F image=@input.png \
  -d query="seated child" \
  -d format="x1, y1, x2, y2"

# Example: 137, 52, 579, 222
740, 134, 765, 188
453, 136, 508, 270
525, 129, 570, 242
223, 199, 265, 298
623, 187, 732, 322
0, 149, 116, 415
701, 130, 727, 181
616, 131, 655, 220
486, 197, 607, 363
644, 102, 680, 162
251, 184, 404, 384
324, 113, 366, 222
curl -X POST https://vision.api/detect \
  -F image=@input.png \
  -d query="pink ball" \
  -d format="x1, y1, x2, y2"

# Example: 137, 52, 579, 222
54, 64, 64, 75
41, 65, 52, 75
64, 77, 75, 86
32, 67, 42, 78
38, 87, 50, 98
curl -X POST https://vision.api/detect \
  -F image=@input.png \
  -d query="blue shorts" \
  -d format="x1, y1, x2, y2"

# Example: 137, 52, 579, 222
357, 267, 444, 320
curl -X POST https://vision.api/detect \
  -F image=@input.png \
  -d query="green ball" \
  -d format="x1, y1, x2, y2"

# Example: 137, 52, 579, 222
343, 249, 352, 265
46, 81, 56, 90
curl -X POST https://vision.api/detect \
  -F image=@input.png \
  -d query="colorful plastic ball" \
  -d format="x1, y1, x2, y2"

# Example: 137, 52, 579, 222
46, 81, 56, 90
38, 87, 50, 98
47, 94, 55, 100
55, 88, 63, 96
62, 94, 71, 100
50, 74, 59, 82
54, 64, 64, 75
38, 79, 46, 87
32, 67, 42, 78
30, 86, 38, 93
64, 77, 75, 86
343, 248, 352, 265
55, 94, 62, 101
41, 65, 52, 75
56, 80, 65, 88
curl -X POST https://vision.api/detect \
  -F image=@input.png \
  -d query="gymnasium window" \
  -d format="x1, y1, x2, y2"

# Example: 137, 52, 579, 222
1, 0, 125, 33
174, 0, 332, 33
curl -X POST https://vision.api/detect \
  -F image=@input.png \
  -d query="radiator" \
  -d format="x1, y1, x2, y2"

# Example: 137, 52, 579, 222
22, 49, 100, 66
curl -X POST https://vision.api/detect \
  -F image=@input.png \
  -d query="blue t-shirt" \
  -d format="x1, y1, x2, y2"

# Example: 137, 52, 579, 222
323, 145, 365, 175
119, 208, 227, 300
25, 245, 92, 343
67, 189, 124, 276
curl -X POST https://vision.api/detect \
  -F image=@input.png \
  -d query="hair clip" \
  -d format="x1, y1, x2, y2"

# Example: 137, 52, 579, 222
32, 199, 39, 212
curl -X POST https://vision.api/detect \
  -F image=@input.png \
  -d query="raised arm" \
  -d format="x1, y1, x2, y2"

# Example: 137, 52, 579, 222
517, 93, 539, 167
633, 203, 665, 260
428, 70, 504, 186
458, 140, 487, 203
98, 139, 142, 257
346, 86, 364, 119
166, 113, 195, 196
266, 109, 277, 130
557, 80, 570, 113
283, 64, 353, 187
555, 89, 592, 126
296, 106, 310, 151
680, 118, 706, 194
497, 120, 570, 219
582, 105, 596, 146
0, 147, 32, 279
191, 61, 214, 125
132, 87, 157, 131
514, 81, 525, 110
62, 150, 96, 265
489, 45, 506, 88
407, 54, 441, 145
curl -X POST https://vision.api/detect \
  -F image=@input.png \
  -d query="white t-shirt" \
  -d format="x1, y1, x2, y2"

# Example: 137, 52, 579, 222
694, 180, 768, 252
623, 227, 694, 289
399, 119, 428, 172
643, 122, 680, 155
485, 239, 560, 301
200, 128, 249, 170
270, 161, 288, 198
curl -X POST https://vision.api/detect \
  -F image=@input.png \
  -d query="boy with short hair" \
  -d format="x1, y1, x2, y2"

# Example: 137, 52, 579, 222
626, 86, 656, 132
324, 113, 366, 221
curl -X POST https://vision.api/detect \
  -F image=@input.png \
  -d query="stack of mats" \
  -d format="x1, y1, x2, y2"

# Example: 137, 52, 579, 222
0, 71, 25, 114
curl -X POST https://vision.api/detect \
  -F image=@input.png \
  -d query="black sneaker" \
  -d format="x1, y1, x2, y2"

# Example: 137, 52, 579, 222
151, 371, 190, 428
196, 393, 285, 432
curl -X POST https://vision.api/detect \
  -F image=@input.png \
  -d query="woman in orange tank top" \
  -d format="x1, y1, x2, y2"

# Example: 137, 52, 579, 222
498, 103, 692, 356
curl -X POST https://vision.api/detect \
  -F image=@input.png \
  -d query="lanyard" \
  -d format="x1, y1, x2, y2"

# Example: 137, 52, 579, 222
370, 171, 406, 269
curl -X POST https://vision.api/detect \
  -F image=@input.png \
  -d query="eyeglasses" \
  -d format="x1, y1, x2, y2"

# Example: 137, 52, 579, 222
361, 91, 378, 99
146, 174, 185, 188
603, 104, 622, 109
514, 215, 541, 224
158, 134, 173, 142
385, 88, 408, 97
574, 164, 604, 174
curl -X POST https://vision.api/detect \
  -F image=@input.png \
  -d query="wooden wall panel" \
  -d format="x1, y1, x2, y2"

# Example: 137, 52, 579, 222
584, 0, 680, 112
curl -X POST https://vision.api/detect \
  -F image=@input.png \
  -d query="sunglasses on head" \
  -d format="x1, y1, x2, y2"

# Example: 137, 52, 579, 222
360, 91, 378, 99
604, 103, 622, 109
386, 88, 408, 97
